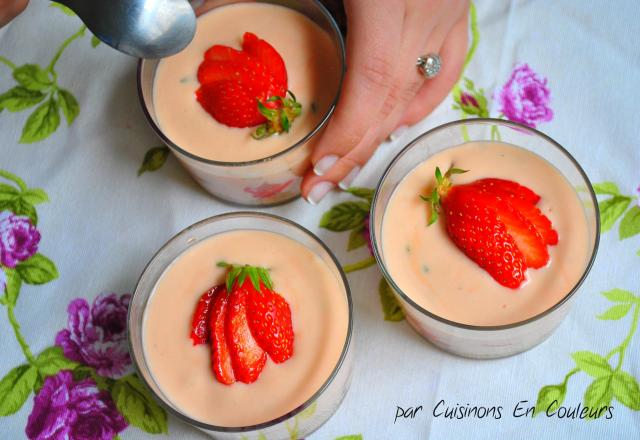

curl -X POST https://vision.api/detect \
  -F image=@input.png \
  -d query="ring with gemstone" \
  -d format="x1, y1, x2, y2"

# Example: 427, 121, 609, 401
416, 53, 441, 79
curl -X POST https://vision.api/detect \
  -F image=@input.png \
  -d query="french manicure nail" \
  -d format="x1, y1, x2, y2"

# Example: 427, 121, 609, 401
388, 125, 409, 142
306, 181, 335, 205
338, 166, 361, 190
313, 155, 339, 176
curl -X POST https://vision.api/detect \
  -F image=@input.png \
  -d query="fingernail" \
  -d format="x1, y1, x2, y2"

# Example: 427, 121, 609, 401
338, 166, 361, 190
388, 125, 409, 142
306, 181, 335, 205
313, 155, 339, 176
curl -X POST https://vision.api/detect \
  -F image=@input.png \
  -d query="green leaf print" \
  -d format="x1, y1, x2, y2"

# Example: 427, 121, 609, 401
597, 303, 632, 320
599, 195, 631, 232
13, 64, 52, 92
3, 268, 22, 306
319, 201, 369, 232
0, 86, 45, 112
619, 205, 640, 240
571, 351, 613, 378
0, 364, 38, 416
593, 181, 620, 195
57, 88, 80, 125
612, 370, 640, 410
111, 374, 168, 434
138, 146, 170, 176
35, 346, 79, 376
347, 227, 367, 251
379, 278, 405, 322
602, 288, 636, 303
534, 383, 566, 416
20, 98, 60, 144
50, 2, 76, 16
335, 435, 363, 440
16, 253, 59, 285
584, 375, 614, 418
91, 35, 101, 48
345, 187, 375, 202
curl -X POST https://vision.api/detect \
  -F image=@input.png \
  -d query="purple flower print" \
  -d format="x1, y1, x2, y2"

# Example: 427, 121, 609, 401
362, 215, 373, 255
25, 370, 127, 440
0, 211, 40, 268
56, 293, 131, 378
496, 63, 553, 128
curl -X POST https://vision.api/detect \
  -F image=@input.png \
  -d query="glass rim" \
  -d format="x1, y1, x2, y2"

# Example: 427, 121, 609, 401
127, 211, 354, 433
370, 117, 601, 332
136, 0, 346, 168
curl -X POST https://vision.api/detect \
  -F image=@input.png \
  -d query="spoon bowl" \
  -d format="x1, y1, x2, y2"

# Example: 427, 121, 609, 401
55, 0, 196, 58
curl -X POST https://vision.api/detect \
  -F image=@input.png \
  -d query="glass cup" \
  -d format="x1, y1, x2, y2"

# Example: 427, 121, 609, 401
128, 212, 353, 439
137, 0, 345, 206
370, 118, 600, 359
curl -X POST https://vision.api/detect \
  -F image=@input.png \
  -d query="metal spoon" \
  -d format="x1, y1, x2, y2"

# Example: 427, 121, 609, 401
53, 0, 196, 58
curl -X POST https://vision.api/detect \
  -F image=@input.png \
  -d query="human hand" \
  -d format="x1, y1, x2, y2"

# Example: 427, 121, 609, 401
0, 0, 27, 27
302, 0, 469, 204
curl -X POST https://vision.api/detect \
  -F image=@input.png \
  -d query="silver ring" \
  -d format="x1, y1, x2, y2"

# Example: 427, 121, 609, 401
416, 53, 441, 79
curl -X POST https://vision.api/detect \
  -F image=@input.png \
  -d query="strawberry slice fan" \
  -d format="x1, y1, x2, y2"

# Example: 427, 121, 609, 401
190, 262, 294, 385
422, 166, 558, 289
196, 32, 302, 139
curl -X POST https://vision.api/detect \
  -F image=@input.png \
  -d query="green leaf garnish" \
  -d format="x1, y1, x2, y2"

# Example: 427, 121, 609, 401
420, 165, 468, 226
251, 90, 302, 140
217, 261, 273, 291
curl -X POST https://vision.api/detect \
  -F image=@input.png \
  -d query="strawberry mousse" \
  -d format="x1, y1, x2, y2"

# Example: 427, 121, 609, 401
152, 3, 341, 162
142, 229, 349, 427
382, 141, 591, 326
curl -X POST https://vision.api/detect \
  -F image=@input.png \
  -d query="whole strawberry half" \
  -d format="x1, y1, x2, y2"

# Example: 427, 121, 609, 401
196, 32, 301, 137
421, 167, 558, 288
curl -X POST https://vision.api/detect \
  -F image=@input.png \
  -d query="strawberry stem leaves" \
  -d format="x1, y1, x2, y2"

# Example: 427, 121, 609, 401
217, 261, 274, 291
420, 166, 469, 225
252, 90, 302, 140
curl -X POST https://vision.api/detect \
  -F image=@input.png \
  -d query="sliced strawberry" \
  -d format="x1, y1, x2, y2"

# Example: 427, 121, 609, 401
474, 178, 541, 204
190, 285, 222, 345
473, 180, 558, 246
204, 44, 244, 62
247, 283, 294, 363
225, 285, 267, 384
242, 32, 287, 89
442, 185, 527, 288
196, 80, 268, 127
210, 288, 235, 385
508, 197, 558, 245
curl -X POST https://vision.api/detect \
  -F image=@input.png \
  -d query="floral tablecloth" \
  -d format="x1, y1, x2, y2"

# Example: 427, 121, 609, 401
1, 1, 639, 439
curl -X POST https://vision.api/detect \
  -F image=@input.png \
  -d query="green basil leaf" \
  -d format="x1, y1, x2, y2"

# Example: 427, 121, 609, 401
611, 370, 640, 410
13, 64, 52, 91
20, 98, 60, 144
319, 201, 370, 232
138, 146, 170, 176
619, 205, 640, 240
597, 303, 632, 320
379, 278, 404, 322
534, 383, 566, 416
0, 364, 37, 416
16, 253, 59, 285
57, 88, 79, 125
0, 86, 45, 112
599, 195, 631, 232
111, 374, 168, 434
572, 351, 613, 378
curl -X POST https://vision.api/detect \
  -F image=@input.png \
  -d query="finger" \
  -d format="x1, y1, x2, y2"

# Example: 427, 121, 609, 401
301, 0, 405, 203
398, 12, 468, 127
0, 0, 28, 28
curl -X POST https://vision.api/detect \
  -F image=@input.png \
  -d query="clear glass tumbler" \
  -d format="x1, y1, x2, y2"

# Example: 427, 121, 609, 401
128, 212, 353, 439
137, 0, 345, 206
370, 118, 600, 359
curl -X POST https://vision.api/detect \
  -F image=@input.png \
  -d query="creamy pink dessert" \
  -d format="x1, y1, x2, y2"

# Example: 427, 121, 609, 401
152, 2, 341, 162
382, 141, 590, 326
143, 230, 349, 426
